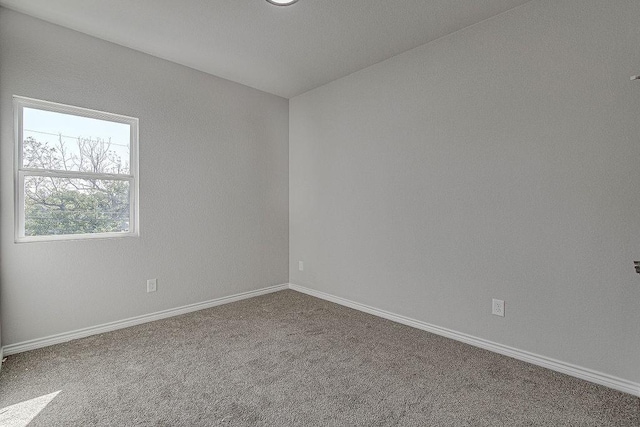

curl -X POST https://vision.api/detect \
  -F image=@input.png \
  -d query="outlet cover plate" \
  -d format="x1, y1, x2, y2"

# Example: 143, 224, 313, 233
492, 298, 505, 317
147, 279, 157, 293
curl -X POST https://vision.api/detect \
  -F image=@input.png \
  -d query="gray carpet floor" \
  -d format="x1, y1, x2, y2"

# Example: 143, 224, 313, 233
0, 290, 638, 426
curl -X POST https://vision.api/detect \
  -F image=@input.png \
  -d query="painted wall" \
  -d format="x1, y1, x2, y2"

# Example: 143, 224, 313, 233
290, 0, 640, 383
0, 8, 289, 345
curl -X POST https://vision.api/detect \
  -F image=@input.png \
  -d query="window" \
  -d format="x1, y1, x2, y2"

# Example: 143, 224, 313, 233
14, 96, 139, 242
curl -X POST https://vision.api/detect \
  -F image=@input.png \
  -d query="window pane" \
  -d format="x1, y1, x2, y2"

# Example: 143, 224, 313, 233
22, 108, 130, 174
24, 176, 130, 236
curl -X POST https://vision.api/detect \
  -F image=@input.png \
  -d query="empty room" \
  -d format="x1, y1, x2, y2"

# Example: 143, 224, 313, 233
0, 0, 639, 425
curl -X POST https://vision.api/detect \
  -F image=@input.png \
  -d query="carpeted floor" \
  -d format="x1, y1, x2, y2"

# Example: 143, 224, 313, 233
0, 290, 638, 426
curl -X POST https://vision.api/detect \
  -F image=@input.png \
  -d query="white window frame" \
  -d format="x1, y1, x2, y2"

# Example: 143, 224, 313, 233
14, 96, 139, 242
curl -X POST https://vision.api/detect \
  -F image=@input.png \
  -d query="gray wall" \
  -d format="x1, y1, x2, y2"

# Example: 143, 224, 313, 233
290, 0, 640, 383
0, 8, 289, 345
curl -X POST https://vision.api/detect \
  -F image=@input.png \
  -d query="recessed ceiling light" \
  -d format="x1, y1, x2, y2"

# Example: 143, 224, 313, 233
266, 0, 298, 6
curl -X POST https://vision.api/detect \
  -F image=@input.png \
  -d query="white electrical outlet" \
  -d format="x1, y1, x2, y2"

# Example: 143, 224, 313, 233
492, 299, 505, 317
298, 261, 304, 271
147, 279, 157, 293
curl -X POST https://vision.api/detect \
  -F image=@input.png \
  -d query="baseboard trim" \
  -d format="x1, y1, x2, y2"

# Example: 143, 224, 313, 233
2, 284, 288, 357
3, 282, 637, 397
288, 283, 640, 397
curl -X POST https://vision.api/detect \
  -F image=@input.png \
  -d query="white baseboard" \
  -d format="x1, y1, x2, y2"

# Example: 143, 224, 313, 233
2, 284, 288, 357
288, 283, 640, 398
2, 282, 637, 397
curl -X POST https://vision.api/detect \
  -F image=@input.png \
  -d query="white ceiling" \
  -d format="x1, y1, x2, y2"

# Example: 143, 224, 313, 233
0, 0, 531, 98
